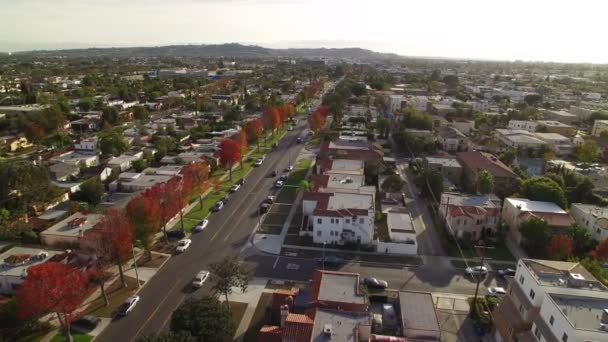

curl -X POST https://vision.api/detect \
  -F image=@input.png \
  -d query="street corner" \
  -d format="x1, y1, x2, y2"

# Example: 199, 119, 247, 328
253, 233, 283, 255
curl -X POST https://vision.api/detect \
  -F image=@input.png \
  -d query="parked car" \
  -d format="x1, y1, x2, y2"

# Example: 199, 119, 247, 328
275, 180, 284, 188
279, 175, 288, 182
221, 195, 229, 204
254, 158, 264, 166
296, 137, 302, 143
166, 230, 186, 240
465, 266, 488, 277
497, 268, 516, 277
360, 277, 388, 289
192, 270, 210, 288
193, 219, 209, 233
259, 203, 271, 214
316, 255, 344, 266
72, 315, 101, 331
230, 184, 241, 193
288, 126, 293, 131
272, 142, 278, 148
175, 239, 192, 253
213, 201, 224, 212
285, 165, 294, 172
237, 178, 246, 186
487, 287, 507, 297
263, 196, 275, 204
117, 296, 140, 316
270, 170, 278, 177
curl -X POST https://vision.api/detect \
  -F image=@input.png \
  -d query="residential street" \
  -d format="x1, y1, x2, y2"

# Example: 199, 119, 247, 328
97, 119, 310, 342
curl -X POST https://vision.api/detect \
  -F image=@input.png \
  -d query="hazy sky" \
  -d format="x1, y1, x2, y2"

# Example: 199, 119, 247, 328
1, 0, 607, 63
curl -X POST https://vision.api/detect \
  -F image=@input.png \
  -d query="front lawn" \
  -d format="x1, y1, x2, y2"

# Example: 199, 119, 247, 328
83, 276, 139, 318
50, 332, 93, 342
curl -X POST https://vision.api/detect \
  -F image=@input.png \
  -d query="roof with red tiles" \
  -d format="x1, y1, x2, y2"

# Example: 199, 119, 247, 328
448, 205, 499, 218
456, 151, 516, 179
283, 313, 315, 342
520, 211, 574, 228
257, 325, 283, 342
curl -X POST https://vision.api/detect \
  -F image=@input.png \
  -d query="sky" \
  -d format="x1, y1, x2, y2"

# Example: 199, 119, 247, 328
1, 0, 607, 63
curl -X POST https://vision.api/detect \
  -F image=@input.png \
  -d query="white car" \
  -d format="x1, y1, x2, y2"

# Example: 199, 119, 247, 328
285, 165, 294, 172
175, 239, 192, 253
230, 184, 241, 192
193, 220, 208, 233
465, 266, 488, 276
487, 287, 506, 297
275, 180, 284, 188
117, 295, 140, 316
254, 158, 264, 166
192, 271, 210, 288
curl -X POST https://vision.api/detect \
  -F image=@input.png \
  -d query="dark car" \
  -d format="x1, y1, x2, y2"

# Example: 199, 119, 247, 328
263, 196, 275, 205
237, 178, 246, 186
272, 142, 278, 148
221, 195, 229, 204
270, 170, 278, 177
316, 255, 344, 266
279, 175, 288, 182
259, 203, 271, 214
360, 277, 388, 289
498, 268, 516, 277
296, 137, 302, 143
213, 201, 224, 212
167, 230, 186, 239
72, 315, 101, 331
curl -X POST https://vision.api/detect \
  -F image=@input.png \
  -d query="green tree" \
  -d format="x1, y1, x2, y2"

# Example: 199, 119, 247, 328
351, 83, 367, 97
169, 297, 235, 342
376, 117, 390, 139
298, 180, 313, 192
364, 160, 388, 186
209, 257, 250, 308
132, 159, 148, 173
576, 140, 599, 163
520, 176, 568, 209
102, 106, 120, 125
567, 224, 596, 256
478, 170, 494, 195
99, 130, 128, 156
78, 98, 94, 112
498, 149, 516, 167
524, 94, 543, 106
133, 106, 149, 120
72, 177, 104, 205
415, 169, 443, 202
0, 161, 56, 214
519, 217, 551, 257
381, 174, 405, 193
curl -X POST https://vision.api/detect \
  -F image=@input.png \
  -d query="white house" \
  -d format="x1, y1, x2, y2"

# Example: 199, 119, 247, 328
534, 133, 573, 156
570, 203, 608, 242
50, 151, 99, 168
508, 120, 538, 132
107, 151, 143, 171
302, 192, 374, 245
439, 192, 501, 240
494, 129, 547, 151
501, 198, 573, 244
592, 120, 608, 137
0, 247, 60, 294
41, 212, 103, 247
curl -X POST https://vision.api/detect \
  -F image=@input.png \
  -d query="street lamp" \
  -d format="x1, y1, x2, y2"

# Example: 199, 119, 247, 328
131, 240, 141, 288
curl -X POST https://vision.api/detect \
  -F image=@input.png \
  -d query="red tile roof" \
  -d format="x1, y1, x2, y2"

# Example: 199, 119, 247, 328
271, 288, 298, 310
283, 313, 314, 342
448, 205, 499, 218
258, 325, 283, 342
520, 211, 573, 228
456, 151, 516, 179
310, 175, 329, 191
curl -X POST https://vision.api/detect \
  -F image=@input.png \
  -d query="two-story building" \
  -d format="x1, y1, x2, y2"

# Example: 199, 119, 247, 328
456, 151, 517, 194
438, 126, 468, 152
40, 212, 103, 247
424, 156, 463, 185
439, 192, 501, 240
502, 198, 574, 245
570, 203, 608, 242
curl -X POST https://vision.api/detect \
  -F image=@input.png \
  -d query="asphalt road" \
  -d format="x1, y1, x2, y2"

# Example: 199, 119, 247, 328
97, 119, 310, 342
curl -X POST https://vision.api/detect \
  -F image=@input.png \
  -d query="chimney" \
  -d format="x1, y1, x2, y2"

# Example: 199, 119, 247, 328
280, 304, 289, 328
602, 309, 608, 324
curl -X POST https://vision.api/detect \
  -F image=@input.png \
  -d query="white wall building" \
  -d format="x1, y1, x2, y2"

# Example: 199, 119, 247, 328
508, 120, 539, 132
570, 203, 608, 242
41, 212, 103, 247
0, 247, 60, 295
502, 198, 573, 244
439, 192, 501, 240
592, 120, 608, 137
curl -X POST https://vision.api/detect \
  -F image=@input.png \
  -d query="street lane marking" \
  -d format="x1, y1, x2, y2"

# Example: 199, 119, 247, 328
273, 256, 280, 269
159, 293, 187, 334
130, 277, 183, 342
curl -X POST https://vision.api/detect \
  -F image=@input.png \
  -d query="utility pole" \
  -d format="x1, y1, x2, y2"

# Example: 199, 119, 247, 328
472, 243, 494, 310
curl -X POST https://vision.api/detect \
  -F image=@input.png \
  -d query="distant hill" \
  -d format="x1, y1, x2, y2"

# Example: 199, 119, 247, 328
14, 43, 404, 61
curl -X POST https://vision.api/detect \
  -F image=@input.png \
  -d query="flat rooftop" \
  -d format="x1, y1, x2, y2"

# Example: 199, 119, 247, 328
387, 212, 415, 233
311, 309, 369, 342
42, 212, 103, 238
0, 247, 61, 278
521, 259, 607, 291
505, 198, 566, 214
425, 156, 462, 168
327, 193, 373, 211
318, 272, 365, 305
442, 192, 500, 208
327, 174, 364, 190
537, 120, 573, 128
329, 159, 364, 173
549, 293, 608, 332
399, 291, 441, 340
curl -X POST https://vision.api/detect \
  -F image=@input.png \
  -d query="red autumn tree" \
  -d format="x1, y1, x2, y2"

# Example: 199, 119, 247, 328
263, 107, 280, 136
126, 194, 162, 260
219, 139, 240, 181
546, 234, 574, 261
83, 208, 134, 288
591, 240, 608, 261
232, 130, 248, 168
308, 110, 325, 134
277, 104, 289, 125
244, 118, 264, 152
317, 105, 329, 117
181, 160, 210, 195
17, 262, 88, 342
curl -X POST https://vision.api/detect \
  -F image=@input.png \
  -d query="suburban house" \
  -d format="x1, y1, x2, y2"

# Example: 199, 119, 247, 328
316, 159, 364, 176
456, 151, 517, 194
423, 155, 463, 185
41, 212, 103, 247
570, 203, 608, 242
0, 247, 60, 295
109, 171, 174, 193
49, 162, 80, 181
535, 120, 577, 138
107, 151, 144, 171
501, 198, 574, 245
494, 129, 546, 151
439, 192, 501, 240
534, 133, 574, 156
492, 258, 608, 342
49, 150, 99, 168
302, 192, 374, 245
0, 135, 33, 152
592, 120, 608, 137
437, 126, 468, 152
319, 139, 383, 161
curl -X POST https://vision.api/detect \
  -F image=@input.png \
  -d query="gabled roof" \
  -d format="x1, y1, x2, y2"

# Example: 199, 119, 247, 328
457, 151, 516, 179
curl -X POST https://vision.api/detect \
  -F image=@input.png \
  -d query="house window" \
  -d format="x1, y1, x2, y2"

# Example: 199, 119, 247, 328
346, 219, 350, 224
330, 231, 333, 236
519, 304, 524, 316
317, 218, 322, 224
330, 218, 334, 224
549, 315, 554, 325
534, 326, 541, 340
519, 275, 525, 285
597, 228, 601, 234
316, 231, 321, 237
359, 218, 364, 224
561, 333, 568, 342
529, 289, 535, 300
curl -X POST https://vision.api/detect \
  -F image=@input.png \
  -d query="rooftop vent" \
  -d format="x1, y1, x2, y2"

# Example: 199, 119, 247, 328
323, 324, 333, 337
570, 273, 585, 280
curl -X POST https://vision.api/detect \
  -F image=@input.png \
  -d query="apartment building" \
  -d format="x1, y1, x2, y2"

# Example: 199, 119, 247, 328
492, 258, 608, 342
570, 203, 608, 242
456, 151, 517, 194
534, 133, 574, 156
439, 192, 501, 240
502, 198, 574, 245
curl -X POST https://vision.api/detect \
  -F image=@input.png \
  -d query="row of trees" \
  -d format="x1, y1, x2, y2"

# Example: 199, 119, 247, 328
307, 105, 329, 134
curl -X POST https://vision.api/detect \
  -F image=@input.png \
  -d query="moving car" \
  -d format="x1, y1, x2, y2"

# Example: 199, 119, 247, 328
497, 268, 516, 277
175, 239, 192, 253
254, 158, 264, 166
117, 296, 140, 316
166, 230, 186, 240
316, 255, 344, 266
213, 201, 224, 212
192, 270, 210, 288
275, 180, 284, 188
465, 266, 488, 276
193, 219, 209, 233
487, 287, 507, 297
360, 277, 388, 289
230, 184, 241, 193
285, 165, 294, 172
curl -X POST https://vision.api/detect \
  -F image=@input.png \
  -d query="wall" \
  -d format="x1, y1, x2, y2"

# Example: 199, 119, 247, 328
376, 241, 417, 255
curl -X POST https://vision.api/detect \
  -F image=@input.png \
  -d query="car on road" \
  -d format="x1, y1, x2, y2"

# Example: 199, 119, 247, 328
497, 268, 516, 277
285, 165, 294, 172
360, 277, 388, 289
73, 315, 101, 331
296, 137, 302, 143
279, 175, 288, 182
487, 287, 506, 297
254, 158, 264, 166
237, 178, 246, 186
275, 180, 284, 188
175, 239, 192, 253
316, 255, 344, 266
465, 266, 488, 277
166, 230, 186, 240
192, 270, 210, 288
213, 201, 224, 212
193, 219, 209, 233
263, 196, 275, 204
230, 184, 241, 192
117, 296, 140, 316
270, 170, 278, 177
